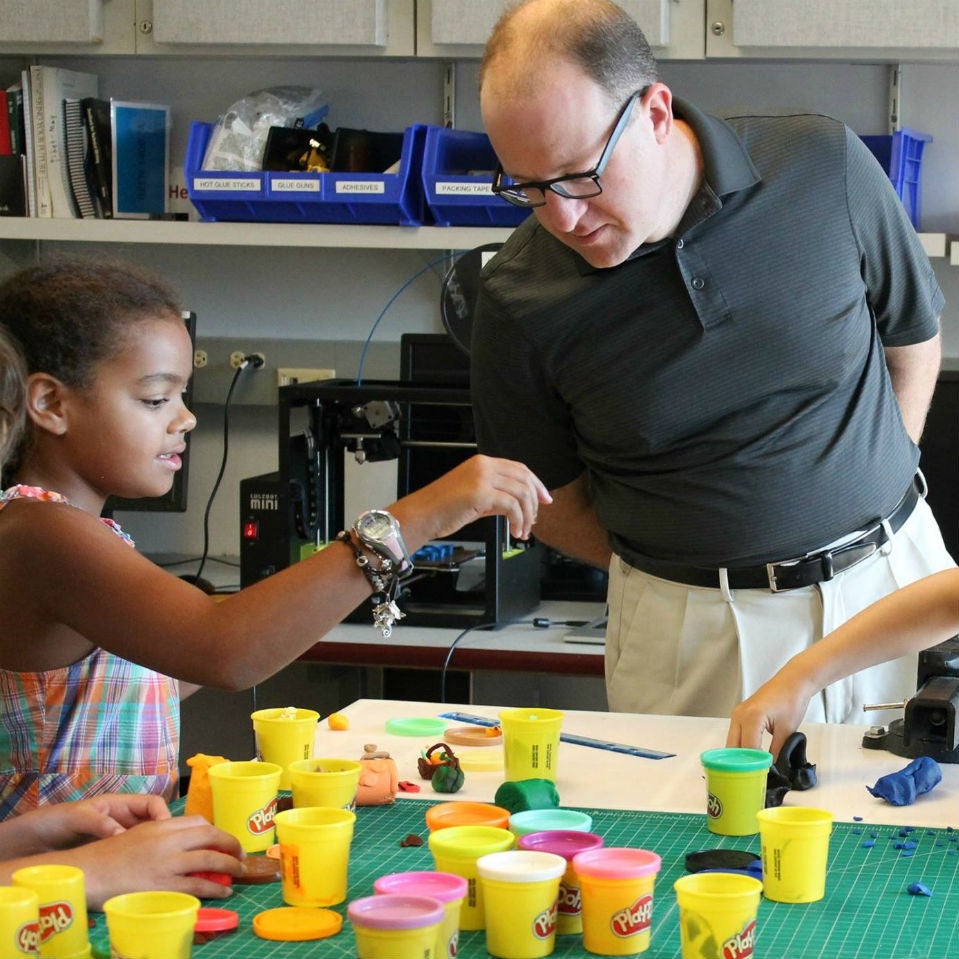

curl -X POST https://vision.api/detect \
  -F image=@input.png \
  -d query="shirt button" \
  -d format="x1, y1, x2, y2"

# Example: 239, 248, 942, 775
676, 238, 685, 248
691, 277, 705, 290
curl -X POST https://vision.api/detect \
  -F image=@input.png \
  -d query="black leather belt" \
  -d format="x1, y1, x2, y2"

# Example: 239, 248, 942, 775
622, 479, 922, 592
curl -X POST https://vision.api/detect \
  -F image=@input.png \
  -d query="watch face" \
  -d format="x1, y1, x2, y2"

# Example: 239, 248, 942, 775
357, 511, 393, 538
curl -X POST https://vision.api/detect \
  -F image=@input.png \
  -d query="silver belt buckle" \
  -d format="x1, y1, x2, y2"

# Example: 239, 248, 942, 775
765, 554, 805, 592
766, 560, 788, 592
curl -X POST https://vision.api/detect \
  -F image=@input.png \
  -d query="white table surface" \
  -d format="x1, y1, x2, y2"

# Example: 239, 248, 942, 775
313, 699, 959, 829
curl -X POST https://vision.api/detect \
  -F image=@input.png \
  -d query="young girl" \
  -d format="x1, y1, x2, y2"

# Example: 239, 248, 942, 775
0, 325, 244, 903
0, 255, 550, 818
727, 567, 959, 755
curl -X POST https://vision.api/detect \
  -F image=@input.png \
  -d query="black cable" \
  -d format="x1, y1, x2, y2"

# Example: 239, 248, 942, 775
440, 621, 498, 705
193, 355, 261, 585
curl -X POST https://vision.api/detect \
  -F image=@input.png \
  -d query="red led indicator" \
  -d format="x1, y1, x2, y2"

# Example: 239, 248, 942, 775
243, 521, 259, 541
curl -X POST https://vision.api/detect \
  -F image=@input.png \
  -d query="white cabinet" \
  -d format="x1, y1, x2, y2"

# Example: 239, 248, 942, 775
417, 0, 705, 60
0, 0, 136, 55
707, 0, 959, 61
135, 0, 416, 57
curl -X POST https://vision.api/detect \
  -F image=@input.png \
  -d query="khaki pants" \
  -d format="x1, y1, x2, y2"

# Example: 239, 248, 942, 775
605, 497, 955, 723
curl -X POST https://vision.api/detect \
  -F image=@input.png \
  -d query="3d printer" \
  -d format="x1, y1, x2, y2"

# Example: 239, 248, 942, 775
239, 346, 541, 630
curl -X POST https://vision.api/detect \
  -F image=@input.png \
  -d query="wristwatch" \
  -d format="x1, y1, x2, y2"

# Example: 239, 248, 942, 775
353, 509, 413, 576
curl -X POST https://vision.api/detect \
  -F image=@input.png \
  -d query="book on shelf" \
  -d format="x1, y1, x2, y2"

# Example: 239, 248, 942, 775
0, 155, 27, 217
0, 90, 10, 155
29, 65, 99, 218
111, 100, 170, 219
20, 70, 36, 217
82, 97, 112, 218
63, 99, 98, 218
5, 83, 25, 157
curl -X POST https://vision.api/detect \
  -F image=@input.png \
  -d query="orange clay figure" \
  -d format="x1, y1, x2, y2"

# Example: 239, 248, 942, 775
356, 745, 398, 806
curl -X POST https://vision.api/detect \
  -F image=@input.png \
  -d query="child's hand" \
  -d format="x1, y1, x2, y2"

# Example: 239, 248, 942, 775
30, 793, 172, 850
82, 816, 245, 910
726, 677, 811, 756
398, 454, 552, 543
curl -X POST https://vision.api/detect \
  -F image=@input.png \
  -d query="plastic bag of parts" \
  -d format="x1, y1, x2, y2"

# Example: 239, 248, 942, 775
201, 86, 329, 171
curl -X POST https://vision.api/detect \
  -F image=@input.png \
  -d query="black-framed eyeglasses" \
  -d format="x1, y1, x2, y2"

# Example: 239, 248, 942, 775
491, 86, 648, 209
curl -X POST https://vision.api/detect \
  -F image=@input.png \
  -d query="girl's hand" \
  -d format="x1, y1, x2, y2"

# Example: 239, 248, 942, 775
398, 455, 551, 543
726, 677, 811, 756
81, 816, 245, 909
20, 794, 172, 853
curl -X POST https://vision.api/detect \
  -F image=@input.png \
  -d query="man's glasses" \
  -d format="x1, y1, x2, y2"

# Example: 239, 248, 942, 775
491, 86, 648, 209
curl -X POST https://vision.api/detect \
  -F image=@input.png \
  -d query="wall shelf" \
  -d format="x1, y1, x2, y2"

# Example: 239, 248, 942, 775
0, 218, 516, 251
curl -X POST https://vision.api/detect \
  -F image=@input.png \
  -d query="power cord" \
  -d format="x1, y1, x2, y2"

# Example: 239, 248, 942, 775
189, 353, 263, 587
440, 621, 498, 704
355, 252, 459, 385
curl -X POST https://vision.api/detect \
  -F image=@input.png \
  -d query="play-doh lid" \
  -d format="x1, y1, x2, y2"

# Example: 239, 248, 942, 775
252, 906, 342, 941
509, 808, 592, 835
348, 894, 445, 930
373, 871, 468, 903
476, 850, 567, 883
518, 829, 604, 860
425, 801, 511, 831
572, 847, 662, 879
700, 748, 773, 772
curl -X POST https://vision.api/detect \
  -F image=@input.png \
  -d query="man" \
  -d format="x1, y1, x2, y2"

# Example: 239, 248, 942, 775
471, 0, 954, 721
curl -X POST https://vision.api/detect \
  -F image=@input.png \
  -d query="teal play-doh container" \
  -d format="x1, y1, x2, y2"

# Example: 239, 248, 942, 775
700, 748, 772, 836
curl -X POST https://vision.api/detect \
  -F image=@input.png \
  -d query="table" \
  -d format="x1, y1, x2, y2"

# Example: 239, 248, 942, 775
298, 601, 608, 677
90, 699, 958, 958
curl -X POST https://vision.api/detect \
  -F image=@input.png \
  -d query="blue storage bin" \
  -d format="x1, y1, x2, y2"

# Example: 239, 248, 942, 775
860, 128, 931, 230
185, 121, 427, 226
421, 125, 531, 227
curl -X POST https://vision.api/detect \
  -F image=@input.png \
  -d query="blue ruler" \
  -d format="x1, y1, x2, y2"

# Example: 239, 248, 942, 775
438, 711, 675, 760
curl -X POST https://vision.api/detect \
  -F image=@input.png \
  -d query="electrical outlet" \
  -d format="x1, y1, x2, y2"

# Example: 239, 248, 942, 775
194, 349, 208, 368
277, 367, 336, 388
230, 351, 266, 370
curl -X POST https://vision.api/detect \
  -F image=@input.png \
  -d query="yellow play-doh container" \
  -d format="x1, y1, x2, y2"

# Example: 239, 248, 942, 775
0, 886, 40, 957
756, 806, 833, 902
428, 825, 516, 930
349, 894, 445, 959
572, 847, 662, 955
273, 806, 356, 907
499, 708, 564, 782
700, 748, 772, 836
673, 873, 762, 959
476, 850, 567, 959
12, 865, 90, 959
288, 758, 361, 810
374, 871, 468, 959
251, 707, 319, 789
102, 892, 199, 959
207, 760, 282, 853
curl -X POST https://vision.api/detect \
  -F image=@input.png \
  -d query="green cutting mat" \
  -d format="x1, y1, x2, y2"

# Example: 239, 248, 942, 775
89, 802, 959, 959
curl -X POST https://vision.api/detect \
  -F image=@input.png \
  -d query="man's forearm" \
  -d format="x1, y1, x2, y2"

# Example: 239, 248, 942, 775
533, 474, 612, 570
884, 332, 942, 443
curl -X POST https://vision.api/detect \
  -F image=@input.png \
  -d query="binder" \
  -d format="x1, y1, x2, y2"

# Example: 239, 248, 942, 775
111, 100, 169, 219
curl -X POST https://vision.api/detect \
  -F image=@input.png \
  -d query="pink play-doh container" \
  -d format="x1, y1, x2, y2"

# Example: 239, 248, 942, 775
373, 871, 468, 959
348, 894, 445, 959
518, 830, 605, 936
572, 847, 662, 956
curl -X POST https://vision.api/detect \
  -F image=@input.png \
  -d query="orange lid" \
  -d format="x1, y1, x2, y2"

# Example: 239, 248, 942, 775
252, 907, 343, 941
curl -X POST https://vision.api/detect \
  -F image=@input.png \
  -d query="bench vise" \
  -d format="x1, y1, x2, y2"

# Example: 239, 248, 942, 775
862, 635, 959, 763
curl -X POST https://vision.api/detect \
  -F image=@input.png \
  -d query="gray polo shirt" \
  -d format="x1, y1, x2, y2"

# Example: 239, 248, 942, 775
471, 100, 944, 567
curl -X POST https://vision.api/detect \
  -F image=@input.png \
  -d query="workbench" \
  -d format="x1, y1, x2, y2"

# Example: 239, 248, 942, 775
94, 699, 959, 958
